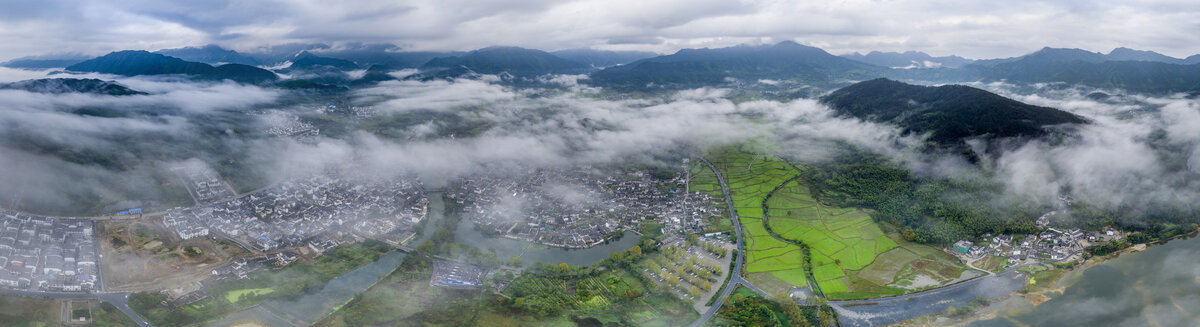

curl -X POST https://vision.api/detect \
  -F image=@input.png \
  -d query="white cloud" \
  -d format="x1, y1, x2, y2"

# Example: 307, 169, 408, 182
2, 1, 1199, 61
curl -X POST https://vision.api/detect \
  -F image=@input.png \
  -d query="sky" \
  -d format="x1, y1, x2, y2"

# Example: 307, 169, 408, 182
1, 0, 1199, 61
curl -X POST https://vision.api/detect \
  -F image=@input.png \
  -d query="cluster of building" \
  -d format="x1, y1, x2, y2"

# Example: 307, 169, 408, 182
447, 165, 717, 248
430, 260, 486, 289
163, 174, 427, 252
172, 163, 236, 204
322, 104, 378, 121
0, 211, 98, 293
262, 111, 320, 142
953, 212, 1120, 265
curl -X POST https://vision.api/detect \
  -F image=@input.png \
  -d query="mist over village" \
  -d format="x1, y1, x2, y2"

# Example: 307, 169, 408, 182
1, 1, 1200, 327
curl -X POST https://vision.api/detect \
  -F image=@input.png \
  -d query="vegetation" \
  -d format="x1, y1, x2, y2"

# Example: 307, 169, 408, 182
320, 240, 697, 326
944, 297, 990, 317
0, 295, 137, 327
708, 286, 837, 327
421, 46, 592, 78
589, 41, 883, 91
801, 151, 1042, 244
820, 78, 1087, 147
66, 50, 278, 83
130, 240, 393, 327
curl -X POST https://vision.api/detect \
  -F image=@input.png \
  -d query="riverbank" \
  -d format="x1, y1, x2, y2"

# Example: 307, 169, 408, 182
896, 227, 1200, 326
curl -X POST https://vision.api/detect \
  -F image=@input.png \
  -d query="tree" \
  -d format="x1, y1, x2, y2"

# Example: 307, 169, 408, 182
946, 306, 959, 316
507, 254, 522, 267
774, 292, 811, 327
610, 251, 625, 263
703, 280, 712, 291
689, 285, 701, 298
630, 245, 642, 259
558, 262, 570, 275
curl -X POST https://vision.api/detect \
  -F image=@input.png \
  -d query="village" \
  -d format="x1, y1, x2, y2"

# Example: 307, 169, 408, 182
950, 211, 1125, 271
0, 210, 99, 293
446, 164, 719, 248
162, 173, 428, 253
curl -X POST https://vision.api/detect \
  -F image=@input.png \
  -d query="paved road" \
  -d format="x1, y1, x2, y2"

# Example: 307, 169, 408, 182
0, 289, 152, 326
689, 157, 767, 327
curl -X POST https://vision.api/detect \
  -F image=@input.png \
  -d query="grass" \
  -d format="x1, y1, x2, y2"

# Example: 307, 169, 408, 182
769, 268, 808, 287
224, 288, 276, 303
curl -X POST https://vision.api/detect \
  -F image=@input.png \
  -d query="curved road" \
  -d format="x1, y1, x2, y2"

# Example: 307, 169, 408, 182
689, 157, 767, 327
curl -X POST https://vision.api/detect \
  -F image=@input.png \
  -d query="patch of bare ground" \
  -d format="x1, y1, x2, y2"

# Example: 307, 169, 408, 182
99, 215, 246, 291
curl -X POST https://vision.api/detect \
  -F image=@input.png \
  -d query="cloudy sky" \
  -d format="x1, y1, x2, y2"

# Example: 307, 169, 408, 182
1, 0, 1199, 61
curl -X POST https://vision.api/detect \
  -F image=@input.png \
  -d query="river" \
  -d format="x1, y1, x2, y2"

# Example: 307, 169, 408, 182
206, 190, 637, 326
431, 191, 641, 267
968, 234, 1200, 327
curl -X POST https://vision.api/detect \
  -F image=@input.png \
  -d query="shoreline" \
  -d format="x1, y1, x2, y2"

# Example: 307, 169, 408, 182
899, 226, 1200, 326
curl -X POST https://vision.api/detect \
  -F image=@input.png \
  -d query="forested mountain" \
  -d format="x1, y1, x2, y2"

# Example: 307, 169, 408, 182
964, 54, 1200, 94
155, 45, 260, 66
1, 56, 88, 69
0, 78, 145, 95
821, 78, 1087, 145
421, 46, 592, 77
550, 49, 658, 68
588, 41, 884, 90
1105, 47, 1188, 64
66, 51, 277, 83
842, 51, 973, 68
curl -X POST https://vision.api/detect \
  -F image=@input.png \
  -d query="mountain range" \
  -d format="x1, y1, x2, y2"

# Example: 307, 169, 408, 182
155, 45, 261, 66
842, 51, 973, 69
65, 51, 278, 83
420, 46, 593, 78
9, 42, 1200, 94
588, 41, 883, 90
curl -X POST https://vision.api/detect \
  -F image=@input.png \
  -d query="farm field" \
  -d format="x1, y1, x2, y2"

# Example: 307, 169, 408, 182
696, 143, 978, 300
699, 146, 806, 280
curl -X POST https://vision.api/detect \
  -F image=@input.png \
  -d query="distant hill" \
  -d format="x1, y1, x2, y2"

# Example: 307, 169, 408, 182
963, 53, 1200, 94
588, 41, 884, 90
155, 45, 260, 66
842, 51, 973, 68
0, 78, 145, 95
972, 47, 1190, 66
283, 51, 360, 71
550, 49, 658, 68
66, 51, 277, 83
420, 46, 592, 77
240, 42, 461, 68
273, 51, 362, 85
1, 57, 88, 69
820, 78, 1087, 145
1105, 47, 1186, 64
